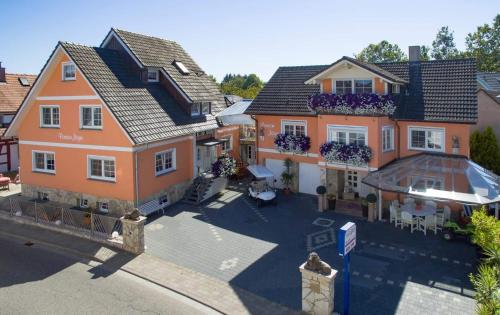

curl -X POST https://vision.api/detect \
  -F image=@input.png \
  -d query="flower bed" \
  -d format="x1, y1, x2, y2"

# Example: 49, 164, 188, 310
307, 93, 396, 115
319, 142, 372, 166
274, 133, 311, 154
211, 155, 237, 177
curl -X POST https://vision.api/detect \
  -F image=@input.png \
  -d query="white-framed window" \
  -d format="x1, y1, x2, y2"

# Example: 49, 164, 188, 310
281, 120, 306, 136
191, 103, 201, 116
327, 125, 367, 146
62, 62, 76, 81
335, 80, 352, 94
354, 79, 373, 94
88, 155, 116, 181
98, 202, 109, 213
221, 136, 232, 151
40, 105, 60, 128
79, 199, 89, 208
392, 84, 400, 94
410, 176, 444, 191
201, 102, 211, 115
80, 105, 102, 129
147, 69, 159, 82
155, 148, 176, 176
408, 127, 445, 152
32, 151, 55, 174
382, 126, 395, 152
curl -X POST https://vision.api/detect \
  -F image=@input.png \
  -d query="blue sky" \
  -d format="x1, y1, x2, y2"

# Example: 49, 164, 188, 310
1, 0, 498, 81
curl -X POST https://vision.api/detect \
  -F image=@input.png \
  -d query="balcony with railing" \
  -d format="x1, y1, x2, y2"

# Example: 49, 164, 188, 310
319, 141, 373, 166
307, 93, 396, 116
274, 133, 311, 154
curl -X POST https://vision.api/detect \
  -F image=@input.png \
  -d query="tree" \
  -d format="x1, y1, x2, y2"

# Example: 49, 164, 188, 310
431, 26, 461, 60
207, 74, 218, 84
470, 127, 500, 174
354, 40, 407, 63
465, 14, 500, 72
219, 73, 264, 99
419, 45, 431, 61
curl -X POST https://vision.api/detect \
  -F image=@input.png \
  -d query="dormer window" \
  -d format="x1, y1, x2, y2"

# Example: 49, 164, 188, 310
335, 80, 352, 95
62, 62, 76, 81
173, 61, 189, 75
392, 84, 400, 94
191, 102, 211, 116
191, 103, 201, 116
354, 80, 372, 94
147, 69, 159, 82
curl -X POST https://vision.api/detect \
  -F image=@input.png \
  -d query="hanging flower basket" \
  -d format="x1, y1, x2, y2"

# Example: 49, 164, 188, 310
319, 142, 372, 166
307, 93, 396, 116
274, 133, 311, 154
211, 155, 237, 177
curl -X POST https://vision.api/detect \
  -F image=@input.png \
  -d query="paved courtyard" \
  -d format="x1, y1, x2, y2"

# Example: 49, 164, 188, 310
145, 182, 477, 315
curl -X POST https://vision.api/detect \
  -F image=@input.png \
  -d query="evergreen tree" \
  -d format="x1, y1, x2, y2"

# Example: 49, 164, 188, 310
470, 127, 500, 174
465, 14, 500, 71
431, 26, 461, 60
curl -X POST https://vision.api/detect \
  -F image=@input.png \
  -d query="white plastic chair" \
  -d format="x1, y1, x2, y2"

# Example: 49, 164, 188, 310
401, 211, 418, 233
420, 215, 437, 236
404, 197, 415, 205
390, 205, 402, 228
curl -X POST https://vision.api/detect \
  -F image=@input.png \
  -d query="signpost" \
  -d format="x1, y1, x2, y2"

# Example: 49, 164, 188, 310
338, 222, 356, 315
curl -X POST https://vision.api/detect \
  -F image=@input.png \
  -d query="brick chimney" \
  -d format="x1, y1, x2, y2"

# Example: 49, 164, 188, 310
409, 46, 421, 62
0, 62, 5, 83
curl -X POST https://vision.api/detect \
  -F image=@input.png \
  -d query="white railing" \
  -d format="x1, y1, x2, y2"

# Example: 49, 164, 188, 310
0, 197, 122, 242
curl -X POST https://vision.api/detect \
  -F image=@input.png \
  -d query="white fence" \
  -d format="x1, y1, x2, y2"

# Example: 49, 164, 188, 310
0, 197, 123, 242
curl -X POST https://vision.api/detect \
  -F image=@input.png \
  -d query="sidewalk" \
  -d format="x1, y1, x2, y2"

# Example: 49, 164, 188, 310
0, 218, 298, 315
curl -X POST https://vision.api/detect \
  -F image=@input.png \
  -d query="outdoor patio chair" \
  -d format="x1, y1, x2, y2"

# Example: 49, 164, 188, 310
401, 211, 418, 233
390, 205, 402, 228
425, 200, 437, 209
404, 197, 415, 205
392, 200, 400, 207
436, 205, 451, 229
419, 215, 438, 236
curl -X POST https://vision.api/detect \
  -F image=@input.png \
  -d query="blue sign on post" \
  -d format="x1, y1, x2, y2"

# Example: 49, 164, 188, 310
338, 222, 356, 315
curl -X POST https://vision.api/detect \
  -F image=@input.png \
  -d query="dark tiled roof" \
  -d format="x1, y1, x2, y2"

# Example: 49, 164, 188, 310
61, 42, 223, 144
248, 58, 477, 123
246, 65, 326, 115
482, 89, 500, 105
477, 72, 500, 91
113, 29, 222, 103
0, 74, 37, 113
377, 59, 477, 122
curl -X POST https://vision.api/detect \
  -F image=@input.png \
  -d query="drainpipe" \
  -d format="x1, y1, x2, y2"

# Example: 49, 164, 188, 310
251, 115, 258, 164
135, 150, 139, 208
395, 119, 401, 159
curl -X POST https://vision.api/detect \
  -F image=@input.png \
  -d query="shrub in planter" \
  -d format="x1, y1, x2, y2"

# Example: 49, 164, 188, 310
366, 193, 378, 222
274, 133, 311, 154
212, 154, 237, 178
316, 185, 327, 195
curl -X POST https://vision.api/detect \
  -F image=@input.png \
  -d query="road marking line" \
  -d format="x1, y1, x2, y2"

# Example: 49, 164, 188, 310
243, 197, 269, 223
360, 240, 367, 244
409, 250, 416, 254
388, 246, 395, 250
363, 274, 371, 279
442, 257, 448, 262
419, 253, 426, 257
379, 244, 386, 248
465, 263, 472, 267
453, 260, 460, 264
431, 255, 437, 259
387, 280, 394, 285
375, 277, 382, 282
399, 248, 405, 252
352, 271, 360, 276
370, 242, 376, 246
399, 283, 405, 288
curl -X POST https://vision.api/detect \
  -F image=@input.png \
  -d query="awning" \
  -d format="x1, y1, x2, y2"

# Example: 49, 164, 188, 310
197, 138, 224, 147
362, 153, 500, 205
216, 100, 254, 126
248, 165, 275, 179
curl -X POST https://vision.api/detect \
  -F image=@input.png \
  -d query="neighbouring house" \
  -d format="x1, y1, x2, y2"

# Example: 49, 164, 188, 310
246, 46, 495, 218
5, 29, 240, 216
474, 72, 500, 144
0, 63, 36, 173
216, 99, 256, 165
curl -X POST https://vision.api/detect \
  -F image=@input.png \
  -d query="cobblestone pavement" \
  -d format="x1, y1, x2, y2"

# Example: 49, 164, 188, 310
145, 182, 477, 315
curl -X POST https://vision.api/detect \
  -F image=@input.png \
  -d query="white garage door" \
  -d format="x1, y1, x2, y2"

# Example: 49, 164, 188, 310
299, 163, 321, 195
265, 159, 285, 189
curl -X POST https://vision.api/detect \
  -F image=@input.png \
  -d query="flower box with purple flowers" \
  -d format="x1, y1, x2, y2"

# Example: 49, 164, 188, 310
274, 133, 311, 154
307, 93, 396, 116
320, 142, 372, 166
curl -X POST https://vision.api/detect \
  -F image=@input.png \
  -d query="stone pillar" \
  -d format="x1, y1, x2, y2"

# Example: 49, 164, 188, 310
299, 253, 338, 315
121, 215, 147, 255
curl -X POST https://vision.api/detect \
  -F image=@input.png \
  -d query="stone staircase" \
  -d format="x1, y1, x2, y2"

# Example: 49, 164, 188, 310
183, 174, 215, 205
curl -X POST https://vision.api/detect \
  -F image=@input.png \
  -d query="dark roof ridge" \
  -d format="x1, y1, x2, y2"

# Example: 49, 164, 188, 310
5, 73, 37, 77
376, 58, 476, 65
113, 28, 180, 45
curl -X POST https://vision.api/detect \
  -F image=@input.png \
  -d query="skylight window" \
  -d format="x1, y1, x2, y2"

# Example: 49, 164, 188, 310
173, 61, 189, 75
18, 77, 30, 86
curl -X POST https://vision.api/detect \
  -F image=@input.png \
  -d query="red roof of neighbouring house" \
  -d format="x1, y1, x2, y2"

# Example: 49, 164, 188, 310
0, 73, 37, 113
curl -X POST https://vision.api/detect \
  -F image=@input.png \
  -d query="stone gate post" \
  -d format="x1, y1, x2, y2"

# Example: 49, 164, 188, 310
121, 213, 147, 255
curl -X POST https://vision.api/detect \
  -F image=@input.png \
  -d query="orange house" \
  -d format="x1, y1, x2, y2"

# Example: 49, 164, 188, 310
6, 29, 239, 216
246, 47, 477, 210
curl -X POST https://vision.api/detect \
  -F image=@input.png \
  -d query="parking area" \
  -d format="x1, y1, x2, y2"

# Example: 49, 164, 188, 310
145, 182, 477, 314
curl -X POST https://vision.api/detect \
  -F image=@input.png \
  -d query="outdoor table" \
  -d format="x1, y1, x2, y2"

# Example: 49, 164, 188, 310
401, 204, 436, 232
0, 177, 10, 190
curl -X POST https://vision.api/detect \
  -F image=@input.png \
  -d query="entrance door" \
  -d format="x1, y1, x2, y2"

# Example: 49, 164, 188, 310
345, 170, 360, 193
197, 146, 217, 174
242, 144, 256, 165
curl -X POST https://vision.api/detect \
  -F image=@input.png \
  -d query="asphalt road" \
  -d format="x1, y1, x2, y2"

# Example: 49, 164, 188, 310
0, 234, 220, 315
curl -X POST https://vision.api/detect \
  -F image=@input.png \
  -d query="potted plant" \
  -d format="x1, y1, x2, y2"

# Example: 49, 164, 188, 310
281, 158, 294, 195
366, 193, 377, 222
316, 185, 327, 212
361, 198, 369, 218
327, 193, 336, 211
